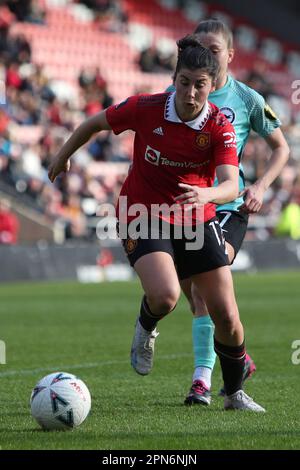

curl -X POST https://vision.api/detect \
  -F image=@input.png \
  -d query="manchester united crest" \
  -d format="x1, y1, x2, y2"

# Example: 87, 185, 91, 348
125, 238, 138, 254
196, 132, 210, 149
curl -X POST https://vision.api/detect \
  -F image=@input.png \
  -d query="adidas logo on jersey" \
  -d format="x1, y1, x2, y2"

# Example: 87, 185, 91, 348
153, 127, 164, 136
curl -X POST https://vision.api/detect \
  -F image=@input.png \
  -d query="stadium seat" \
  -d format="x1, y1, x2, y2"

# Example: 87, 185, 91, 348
10, 0, 298, 118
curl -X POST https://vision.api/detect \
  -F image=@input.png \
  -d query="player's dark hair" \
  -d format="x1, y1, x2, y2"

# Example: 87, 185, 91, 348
194, 19, 233, 49
174, 34, 219, 83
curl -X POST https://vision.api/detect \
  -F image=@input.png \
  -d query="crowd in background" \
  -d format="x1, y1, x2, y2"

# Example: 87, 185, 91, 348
1, 0, 300, 244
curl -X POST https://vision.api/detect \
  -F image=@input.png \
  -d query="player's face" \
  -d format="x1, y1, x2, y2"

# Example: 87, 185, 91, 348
174, 68, 214, 122
196, 32, 234, 87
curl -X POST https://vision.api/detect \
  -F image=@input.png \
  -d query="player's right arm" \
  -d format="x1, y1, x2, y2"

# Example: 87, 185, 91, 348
48, 95, 138, 183
48, 110, 111, 182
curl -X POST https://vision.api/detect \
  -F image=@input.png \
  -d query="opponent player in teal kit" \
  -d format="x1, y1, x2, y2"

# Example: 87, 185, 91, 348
167, 20, 289, 405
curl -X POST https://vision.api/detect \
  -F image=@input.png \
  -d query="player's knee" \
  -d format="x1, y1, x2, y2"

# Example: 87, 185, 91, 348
148, 287, 179, 315
217, 309, 239, 335
220, 316, 236, 335
156, 293, 178, 314
210, 298, 238, 332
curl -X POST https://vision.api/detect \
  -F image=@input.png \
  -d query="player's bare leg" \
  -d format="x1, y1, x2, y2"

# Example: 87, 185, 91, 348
131, 252, 180, 375
181, 278, 214, 405
182, 241, 256, 405
192, 266, 265, 412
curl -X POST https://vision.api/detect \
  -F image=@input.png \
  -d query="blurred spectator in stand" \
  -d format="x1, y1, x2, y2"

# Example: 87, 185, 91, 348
7, 0, 45, 24
27, 64, 50, 97
47, 97, 64, 126
11, 34, 32, 64
80, 0, 111, 12
275, 197, 300, 240
62, 194, 87, 239
40, 184, 65, 219
0, 109, 10, 134
6, 61, 22, 89
274, 169, 300, 239
245, 61, 274, 100
138, 43, 176, 74
79, 66, 106, 91
0, 5, 15, 33
138, 45, 159, 73
24, 0, 46, 25
19, 142, 44, 180
95, 66, 107, 90
83, 0, 128, 33
97, 248, 114, 267
245, 61, 292, 127
79, 66, 113, 115
0, 198, 19, 244
156, 39, 177, 73
0, 31, 31, 65
7, 0, 31, 21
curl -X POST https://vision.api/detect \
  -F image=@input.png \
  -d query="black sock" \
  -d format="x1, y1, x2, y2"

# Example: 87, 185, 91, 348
214, 338, 246, 396
139, 296, 164, 331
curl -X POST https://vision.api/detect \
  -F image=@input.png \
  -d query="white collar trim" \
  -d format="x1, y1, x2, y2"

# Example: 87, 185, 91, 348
164, 92, 210, 130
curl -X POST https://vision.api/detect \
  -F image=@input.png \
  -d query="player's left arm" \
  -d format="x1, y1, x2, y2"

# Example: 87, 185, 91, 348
239, 127, 290, 213
176, 165, 239, 207
175, 118, 239, 207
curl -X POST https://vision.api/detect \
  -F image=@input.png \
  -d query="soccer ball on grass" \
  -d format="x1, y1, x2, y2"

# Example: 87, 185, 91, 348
30, 372, 91, 430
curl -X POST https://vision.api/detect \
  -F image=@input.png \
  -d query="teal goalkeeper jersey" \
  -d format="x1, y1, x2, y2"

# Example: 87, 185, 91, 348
167, 75, 281, 212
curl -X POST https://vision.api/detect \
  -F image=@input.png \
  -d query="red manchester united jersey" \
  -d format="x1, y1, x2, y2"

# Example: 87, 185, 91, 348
106, 92, 238, 224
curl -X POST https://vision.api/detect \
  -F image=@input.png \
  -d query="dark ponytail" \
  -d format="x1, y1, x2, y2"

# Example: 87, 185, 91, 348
174, 34, 219, 82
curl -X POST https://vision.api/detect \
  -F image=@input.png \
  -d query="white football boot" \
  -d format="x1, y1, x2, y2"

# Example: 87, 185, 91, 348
224, 390, 266, 412
130, 318, 159, 375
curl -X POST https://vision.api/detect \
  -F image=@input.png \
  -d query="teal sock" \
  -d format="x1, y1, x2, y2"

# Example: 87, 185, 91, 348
192, 315, 216, 370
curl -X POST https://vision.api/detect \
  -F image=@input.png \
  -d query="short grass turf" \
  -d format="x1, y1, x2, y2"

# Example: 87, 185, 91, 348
0, 271, 299, 450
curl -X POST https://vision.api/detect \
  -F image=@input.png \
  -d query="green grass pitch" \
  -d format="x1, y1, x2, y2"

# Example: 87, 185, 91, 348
0, 271, 300, 450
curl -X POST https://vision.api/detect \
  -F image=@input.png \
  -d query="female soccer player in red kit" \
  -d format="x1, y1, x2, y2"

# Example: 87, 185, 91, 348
48, 35, 265, 412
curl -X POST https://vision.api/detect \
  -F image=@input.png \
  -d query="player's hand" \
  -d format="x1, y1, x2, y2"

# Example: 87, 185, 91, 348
175, 183, 208, 209
238, 183, 265, 213
48, 158, 71, 183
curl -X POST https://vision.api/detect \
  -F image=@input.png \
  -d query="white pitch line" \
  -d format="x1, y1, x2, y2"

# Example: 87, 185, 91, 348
0, 353, 192, 378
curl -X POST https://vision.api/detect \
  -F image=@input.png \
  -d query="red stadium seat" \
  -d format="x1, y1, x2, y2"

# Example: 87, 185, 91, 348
13, 0, 297, 114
